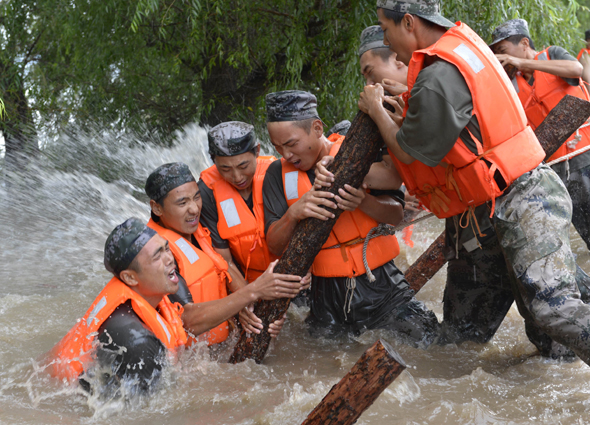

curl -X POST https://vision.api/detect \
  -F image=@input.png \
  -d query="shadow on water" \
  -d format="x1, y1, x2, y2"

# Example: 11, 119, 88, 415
1, 123, 590, 424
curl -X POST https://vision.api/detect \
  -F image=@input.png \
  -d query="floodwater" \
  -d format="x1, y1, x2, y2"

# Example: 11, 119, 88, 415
1, 125, 590, 424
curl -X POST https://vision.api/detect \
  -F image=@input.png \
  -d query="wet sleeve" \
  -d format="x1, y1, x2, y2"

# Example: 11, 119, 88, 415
548, 45, 581, 87
263, 159, 290, 234
167, 273, 193, 305
197, 179, 229, 249
396, 61, 474, 167
95, 301, 166, 393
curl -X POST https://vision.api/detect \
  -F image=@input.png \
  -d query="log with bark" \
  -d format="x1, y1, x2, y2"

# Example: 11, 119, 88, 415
229, 108, 388, 364
229, 95, 590, 365
301, 339, 406, 425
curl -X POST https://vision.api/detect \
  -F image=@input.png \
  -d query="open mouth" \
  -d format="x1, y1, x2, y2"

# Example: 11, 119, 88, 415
235, 180, 248, 188
186, 217, 198, 226
167, 268, 179, 284
292, 160, 302, 169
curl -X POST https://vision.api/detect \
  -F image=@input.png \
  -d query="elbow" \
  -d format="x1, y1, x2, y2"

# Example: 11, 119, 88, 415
573, 62, 584, 78
399, 155, 415, 165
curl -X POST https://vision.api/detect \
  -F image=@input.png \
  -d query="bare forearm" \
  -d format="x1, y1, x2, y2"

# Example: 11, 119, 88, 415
364, 160, 403, 190
181, 288, 257, 335
266, 213, 298, 256
359, 194, 403, 225
526, 59, 583, 78
370, 105, 415, 165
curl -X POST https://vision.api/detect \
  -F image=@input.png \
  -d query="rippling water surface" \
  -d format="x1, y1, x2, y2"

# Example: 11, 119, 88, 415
1, 125, 590, 424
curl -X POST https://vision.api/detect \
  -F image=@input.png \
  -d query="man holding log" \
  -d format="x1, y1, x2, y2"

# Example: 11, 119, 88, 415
490, 19, 590, 252
360, 0, 590, 363
262, 89, 439, 347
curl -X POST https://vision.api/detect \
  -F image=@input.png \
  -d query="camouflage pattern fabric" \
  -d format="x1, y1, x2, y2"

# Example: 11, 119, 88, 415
376, 0, 455, 28
359, 25, 387, 57
489, 18, 531, 47
265, 90, 320, 123
104, 218, 156, 276
208, 121, 258, 158
552, 161, 590, 251
145, 162, 195, 202
494, 164, 590, 364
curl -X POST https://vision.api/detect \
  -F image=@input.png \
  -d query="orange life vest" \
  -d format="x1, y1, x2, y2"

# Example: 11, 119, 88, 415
390, 22, 544, 219
514, 47, 590, 163
48, 277, 187, 382
281, 138, 399, 277
147, 219, 230, 345
577, 48, 590, 60
199, 156, 279, 282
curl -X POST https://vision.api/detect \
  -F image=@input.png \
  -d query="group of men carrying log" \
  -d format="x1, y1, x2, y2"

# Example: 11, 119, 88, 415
44, 0, 590, 399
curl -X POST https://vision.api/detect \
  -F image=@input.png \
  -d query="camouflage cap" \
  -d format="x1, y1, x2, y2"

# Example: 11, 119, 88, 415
104, 218, 157, 276
489, 19, 530, 47
359, 25, 388, 57
266, 90, 320, 123
208, 121, 259, 157
145, 162, 196, 202
376, 0, 455, 28
327, 120, 352, 137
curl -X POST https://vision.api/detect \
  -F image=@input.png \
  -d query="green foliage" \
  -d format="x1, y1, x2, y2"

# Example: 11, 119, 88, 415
3, 0, 589, 151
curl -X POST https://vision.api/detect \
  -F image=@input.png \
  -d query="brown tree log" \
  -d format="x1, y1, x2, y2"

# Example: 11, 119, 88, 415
229, 108, 387, 364
301, 339, 406, 425
402, 94, 590, 295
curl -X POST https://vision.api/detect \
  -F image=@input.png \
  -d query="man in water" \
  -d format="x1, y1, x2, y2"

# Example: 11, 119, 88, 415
146, 162, 309, 340
262, 89, 439, 346
490, 19, 590, 252
361, 0, 590, 362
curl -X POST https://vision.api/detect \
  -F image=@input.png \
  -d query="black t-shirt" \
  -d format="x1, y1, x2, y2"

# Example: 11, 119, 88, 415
198, 179, 254, 250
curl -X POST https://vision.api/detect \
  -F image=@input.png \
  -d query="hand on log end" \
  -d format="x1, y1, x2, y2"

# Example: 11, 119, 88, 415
301, 339, 407, 425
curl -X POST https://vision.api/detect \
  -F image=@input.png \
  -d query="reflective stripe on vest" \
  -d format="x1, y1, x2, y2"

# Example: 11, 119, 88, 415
199, 157, 279, 282
48, 277, 187, 382
514, 47, 590, 163
281, 139, 399, 277
147, 219, 230, 345
391, 22, 545, 219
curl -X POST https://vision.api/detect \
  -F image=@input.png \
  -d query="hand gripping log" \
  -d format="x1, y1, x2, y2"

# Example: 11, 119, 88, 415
229, 107, 388, 364
301, 339, 406, 425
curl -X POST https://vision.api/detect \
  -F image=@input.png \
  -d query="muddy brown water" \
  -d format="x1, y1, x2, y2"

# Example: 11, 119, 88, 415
1, 125, 590, 424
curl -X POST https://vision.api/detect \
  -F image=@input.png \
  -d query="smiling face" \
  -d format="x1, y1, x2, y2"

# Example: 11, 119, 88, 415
213, 149, 259, 195
266, 119, 326, 172
150, 181, 202, 240
360, 48, 408, 86
377, 9, 417, 66
121, 234, 179, 308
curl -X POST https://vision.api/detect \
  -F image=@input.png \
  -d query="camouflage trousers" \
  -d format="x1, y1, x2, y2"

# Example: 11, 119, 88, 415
552, 160, 590, 251
442, 165, 590, 363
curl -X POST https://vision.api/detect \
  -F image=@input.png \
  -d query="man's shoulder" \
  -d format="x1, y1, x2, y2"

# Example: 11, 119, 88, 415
548, 45, 576, 61
416, 60, 469, 93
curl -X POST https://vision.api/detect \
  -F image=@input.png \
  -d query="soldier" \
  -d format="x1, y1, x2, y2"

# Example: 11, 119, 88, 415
490, 19, 590, 252
262, 89, 439, 347
361, 0, 590, 363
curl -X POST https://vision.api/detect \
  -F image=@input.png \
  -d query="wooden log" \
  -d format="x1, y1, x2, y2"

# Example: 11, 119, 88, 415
401, 94, 590, 295
405, 231, 446, 293
301, 339, 406, 425
535, 94, 590, 161
229, 108, 389, 364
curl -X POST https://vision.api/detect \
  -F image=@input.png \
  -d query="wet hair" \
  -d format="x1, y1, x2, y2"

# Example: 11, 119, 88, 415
210, 146, 257, 163
371, 47, 395, 62
379, 8, 443, 32
502, 34, 536, 51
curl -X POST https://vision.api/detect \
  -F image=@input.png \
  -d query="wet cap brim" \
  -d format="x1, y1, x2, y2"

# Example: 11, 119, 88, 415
416, 13, 455, 28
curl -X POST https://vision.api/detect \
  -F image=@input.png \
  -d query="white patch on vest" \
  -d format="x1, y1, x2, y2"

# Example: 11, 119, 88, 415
285, 171, 299, 200
511, 77, 520, 93
538, 52, 548, 61
220, 198, 241, 228
453, 44, 485, 74
87, 296, 107, 327
174, 237, 200, 264
156, 314, 171, 344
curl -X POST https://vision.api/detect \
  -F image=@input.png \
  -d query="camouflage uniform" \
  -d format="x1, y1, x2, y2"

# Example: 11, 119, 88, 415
378, 0, 590, 362
358, 25, 388, 57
